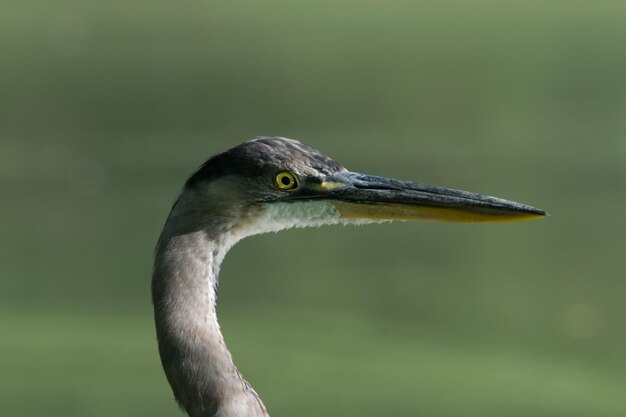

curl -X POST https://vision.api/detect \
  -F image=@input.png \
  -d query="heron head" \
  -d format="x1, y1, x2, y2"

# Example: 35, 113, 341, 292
181, 136, 545, 238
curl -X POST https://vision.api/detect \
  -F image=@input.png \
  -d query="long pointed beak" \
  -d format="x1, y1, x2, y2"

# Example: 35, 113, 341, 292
301, 172, 546, 223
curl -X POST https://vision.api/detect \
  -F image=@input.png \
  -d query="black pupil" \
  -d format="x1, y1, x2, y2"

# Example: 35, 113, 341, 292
281, 176, 292, 186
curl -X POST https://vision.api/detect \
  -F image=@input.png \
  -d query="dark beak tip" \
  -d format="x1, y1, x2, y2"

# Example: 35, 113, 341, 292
518, 206, 547, 220
529, 206, 548, 217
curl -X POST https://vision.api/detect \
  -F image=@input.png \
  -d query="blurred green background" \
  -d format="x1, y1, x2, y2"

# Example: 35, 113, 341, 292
1, 1, 625, 416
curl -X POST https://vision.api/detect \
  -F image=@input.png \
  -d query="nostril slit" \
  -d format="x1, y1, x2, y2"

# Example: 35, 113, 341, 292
354, 183, 397, 191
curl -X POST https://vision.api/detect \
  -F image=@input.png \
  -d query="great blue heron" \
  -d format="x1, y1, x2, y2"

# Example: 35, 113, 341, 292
152, 137, 545, 417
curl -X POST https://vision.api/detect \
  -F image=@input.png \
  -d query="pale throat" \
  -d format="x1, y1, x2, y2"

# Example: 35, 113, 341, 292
152, 197, 348, 417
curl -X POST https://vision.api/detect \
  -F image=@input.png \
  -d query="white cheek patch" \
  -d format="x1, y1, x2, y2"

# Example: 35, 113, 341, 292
247, 201, 341, 235
238, 200, 390, 239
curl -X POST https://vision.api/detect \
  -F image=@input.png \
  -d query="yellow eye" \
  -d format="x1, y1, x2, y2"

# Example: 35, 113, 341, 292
275, 171, 298, 190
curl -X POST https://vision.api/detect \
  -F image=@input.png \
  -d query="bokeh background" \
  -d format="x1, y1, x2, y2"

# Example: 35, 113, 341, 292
2, 1, 625, 416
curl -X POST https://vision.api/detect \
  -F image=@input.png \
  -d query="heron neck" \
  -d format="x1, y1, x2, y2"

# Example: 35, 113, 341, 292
152, 206, 268, 417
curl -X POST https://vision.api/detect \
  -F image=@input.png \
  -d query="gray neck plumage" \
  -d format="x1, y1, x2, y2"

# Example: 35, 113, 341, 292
151, 191, 268, 417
